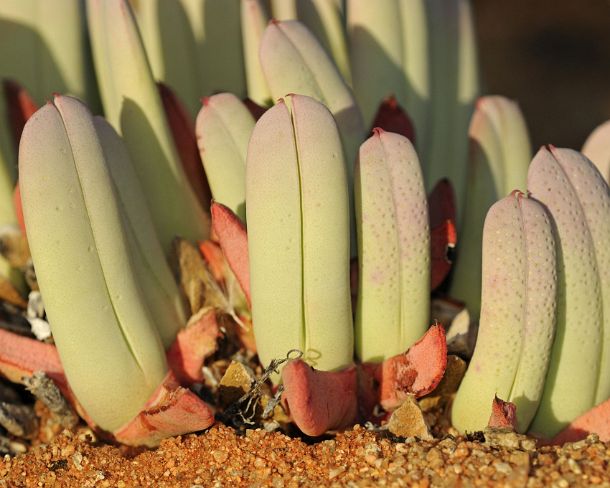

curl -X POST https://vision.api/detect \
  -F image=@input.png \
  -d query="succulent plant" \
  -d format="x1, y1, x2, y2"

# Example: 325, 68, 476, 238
87, 0, 209, 253
527, 146, 610, 438
582, 120, 610, 184
1, 0, 609, 448
246, 94, 353, 376
355, 128, 430, 362
19, 95, 170, 431
450, 96, 531, 317
452, 191, 556, 434
195, 93, 254, 222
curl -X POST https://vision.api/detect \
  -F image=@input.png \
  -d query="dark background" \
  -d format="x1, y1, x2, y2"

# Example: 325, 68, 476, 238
473, 0, 610, 150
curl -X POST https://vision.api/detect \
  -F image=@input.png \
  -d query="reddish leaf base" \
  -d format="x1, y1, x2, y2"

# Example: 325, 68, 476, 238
211, 202, 251, 305
282, 361, 358, 437
158, 82, 212, 212
13, 183, 26, 236
166, 309, 222, 384
3, 79, 38, 150
243, 98, 267, 121
371, 96, 415, 144
199, 240, 227, 284
487, 396, 517, 430
549, 398, 610, 444
359, 325, 448, 416
0, 329, 68, 396
113, 371, 215, 447
428, 179, 457, 290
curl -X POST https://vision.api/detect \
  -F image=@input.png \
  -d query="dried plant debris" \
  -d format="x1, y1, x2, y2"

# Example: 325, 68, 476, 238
218, 350, 302, 431
0, 225, 30, 269
23, 372, 78, 429
0, 402, 38, 439
171, 238, 244, 327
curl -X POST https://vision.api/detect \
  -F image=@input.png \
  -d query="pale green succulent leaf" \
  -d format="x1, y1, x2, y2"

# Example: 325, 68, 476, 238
178, 0, 246, 98
425, 0, 479, 222
241, 0, 272, 106
528, 147, 605, 437
355, 130, 429, 362
452, 193, 555, 434
87, 0, 209, 252
347, 0, 406, 126
93, 116, 186, 348
246, 95, 352, 377
260, 19, 365, 254
398, 0, 430, 157
450, 96, 531, 318
582, 120, 610, 184
20, 96, 167, 432
0, 0, 98, 108
195, 93, 254, 222
136, 0, 202, 118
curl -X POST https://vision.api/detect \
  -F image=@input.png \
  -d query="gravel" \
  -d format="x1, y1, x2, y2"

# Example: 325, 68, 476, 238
1, 424, 609, 487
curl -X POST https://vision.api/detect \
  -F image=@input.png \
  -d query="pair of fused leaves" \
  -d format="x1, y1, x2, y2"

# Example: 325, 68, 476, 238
450, 96, 531, 317
19, 95, 186, 432
87, 0, 209, 253
452, 191, 556, 434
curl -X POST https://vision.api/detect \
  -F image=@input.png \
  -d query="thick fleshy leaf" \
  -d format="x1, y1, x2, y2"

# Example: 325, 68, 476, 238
348, 0, 406, 126
196, 93, 254, 222
528, 147, 610, 437
452, 192, 556, 434
282, 360, 357, 436
428, 179, 457, 290
247, 95, 352, 377
359, 325, 447, 415
20, 96, 168, 432
113, 371, 215, 447
550, 398, 610, 444
450, 96, 531, 316
370, 97, 415, 143
166, 309, 222, 384
3, 80, 38, 151
355, 129, 429, 362
0, 329, 68, 396
158, 82, 212, 213
88, 0, 209, 252
211, 203, 250, 306
582, 120, 610, 184
241, 0, 272, 106
487, 396, 518, 431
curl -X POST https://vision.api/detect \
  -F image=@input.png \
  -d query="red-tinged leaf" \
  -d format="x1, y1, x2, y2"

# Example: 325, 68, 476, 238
13, 183, 25, 236
211, 202, 251, 306
428, 179, 457, 290
158, 82, 212, 212
371, 96, 415, 144
243, 98, 267, 121
113, 371, 215, 447
166, 309, 222, 384
0, 329, 69, 396
199, 240, 227, 284
549, 398, 610, 444
3, 79, 38, 150
430, 220, 457, 290
282, 360, 357, 436
360, 325, 448, 414
488, 396, 517, 430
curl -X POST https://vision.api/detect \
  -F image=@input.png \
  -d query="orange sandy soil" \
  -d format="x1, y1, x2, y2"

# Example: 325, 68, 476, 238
1, 423, 609, 487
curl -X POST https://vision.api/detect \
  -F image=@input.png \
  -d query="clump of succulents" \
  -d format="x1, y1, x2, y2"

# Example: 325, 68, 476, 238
0, 0, 608, 450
